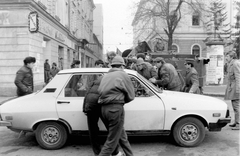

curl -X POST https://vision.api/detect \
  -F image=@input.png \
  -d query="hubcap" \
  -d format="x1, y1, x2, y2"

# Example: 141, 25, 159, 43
180, 124, 198, 142
42, 126, 60, 145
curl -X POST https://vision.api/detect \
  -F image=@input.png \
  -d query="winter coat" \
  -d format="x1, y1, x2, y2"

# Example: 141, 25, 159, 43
14, 65, 34, 96
50, 67, 60, 78
225, 59, 240, 100
98, 68, 135, 105
44, 62, 50, 71
184, 67, 200, 94
44, 62, 51, 83
83, 76, 102, 113
155, 63, 182, 91
136, 62, 158, 80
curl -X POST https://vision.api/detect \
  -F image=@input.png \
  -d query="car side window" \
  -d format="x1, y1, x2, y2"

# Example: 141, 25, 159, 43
130, 76, 154, 97
64, 74, 101, 97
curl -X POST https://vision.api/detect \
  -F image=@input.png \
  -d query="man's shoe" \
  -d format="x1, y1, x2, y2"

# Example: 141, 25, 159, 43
112, 151, 124, 156
232, 124, 239, 130
229, 123, 236, 127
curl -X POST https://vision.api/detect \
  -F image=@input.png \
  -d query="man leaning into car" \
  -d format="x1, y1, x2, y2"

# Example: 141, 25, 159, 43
14, 56, 36, 96
98, 55, 135, 156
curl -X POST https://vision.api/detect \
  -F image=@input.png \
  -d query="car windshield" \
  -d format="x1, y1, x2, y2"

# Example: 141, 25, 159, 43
136, 73, 161, 93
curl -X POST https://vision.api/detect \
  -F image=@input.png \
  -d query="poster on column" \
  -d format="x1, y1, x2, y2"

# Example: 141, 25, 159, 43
206, 45, 224, 85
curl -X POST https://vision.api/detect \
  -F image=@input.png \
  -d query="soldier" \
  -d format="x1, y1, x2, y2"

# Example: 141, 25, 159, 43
135, 58, 158, 81
149, 57, 182, 91
83, 59, 122, 156
98, 55, 135, 156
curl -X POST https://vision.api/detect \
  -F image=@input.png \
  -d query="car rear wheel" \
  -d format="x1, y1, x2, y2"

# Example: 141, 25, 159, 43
35, 122, 68, 150
173, 117, 205, 147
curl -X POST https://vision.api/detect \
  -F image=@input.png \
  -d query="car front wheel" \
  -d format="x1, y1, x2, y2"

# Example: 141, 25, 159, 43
173, 117, 205, 147
35, 122, 68, 150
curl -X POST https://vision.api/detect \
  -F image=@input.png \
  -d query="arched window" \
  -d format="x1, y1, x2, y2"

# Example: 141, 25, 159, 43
192, 45, 200, 56
171, 44, 178, 53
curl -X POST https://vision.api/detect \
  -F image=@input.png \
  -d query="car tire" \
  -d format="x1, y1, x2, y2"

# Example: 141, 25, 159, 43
35, 122, 68, 150
173, 117, 205, 147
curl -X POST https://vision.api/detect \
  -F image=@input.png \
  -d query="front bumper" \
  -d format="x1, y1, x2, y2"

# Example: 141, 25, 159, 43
0, 121, 12, 126
209, 118, 231, 131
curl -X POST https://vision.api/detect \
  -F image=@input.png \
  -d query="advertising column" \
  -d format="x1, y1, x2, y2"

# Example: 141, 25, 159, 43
206, 43, 224, 85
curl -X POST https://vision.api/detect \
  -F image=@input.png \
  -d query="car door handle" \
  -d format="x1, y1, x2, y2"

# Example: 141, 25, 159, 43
57, 101, 70, 104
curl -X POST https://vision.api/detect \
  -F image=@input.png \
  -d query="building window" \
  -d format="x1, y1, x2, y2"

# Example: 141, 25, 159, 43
192, 11, 200, 26
192, 45, 200, 56
171, 44, 178, 53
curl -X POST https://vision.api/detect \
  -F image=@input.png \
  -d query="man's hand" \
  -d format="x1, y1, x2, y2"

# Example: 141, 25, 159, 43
149, 77, 156, 83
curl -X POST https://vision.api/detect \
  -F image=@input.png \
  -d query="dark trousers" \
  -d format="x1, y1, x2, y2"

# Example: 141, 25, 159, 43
87, 108, 119, 155
232, 99, 240, 124
44, 70, 50, 84
99, 104, 133, 156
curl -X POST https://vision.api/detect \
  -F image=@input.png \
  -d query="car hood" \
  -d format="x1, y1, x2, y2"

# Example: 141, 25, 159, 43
0, 93, 36, 110
159, 90, 227, 110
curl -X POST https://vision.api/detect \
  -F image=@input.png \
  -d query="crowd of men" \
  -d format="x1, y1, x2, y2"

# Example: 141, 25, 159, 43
13, 50, 240, 155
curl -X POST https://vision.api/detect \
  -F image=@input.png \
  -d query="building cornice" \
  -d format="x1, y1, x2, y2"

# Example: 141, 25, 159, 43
0, 0, 83, 45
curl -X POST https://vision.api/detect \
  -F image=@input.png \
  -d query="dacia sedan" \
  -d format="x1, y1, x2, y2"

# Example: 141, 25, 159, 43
0, 68, 230, 150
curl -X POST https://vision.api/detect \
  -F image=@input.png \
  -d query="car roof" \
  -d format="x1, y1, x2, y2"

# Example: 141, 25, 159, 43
58, 68, 138, 75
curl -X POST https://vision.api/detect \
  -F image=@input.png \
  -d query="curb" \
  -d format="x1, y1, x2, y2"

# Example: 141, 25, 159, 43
203, 93, 225, 97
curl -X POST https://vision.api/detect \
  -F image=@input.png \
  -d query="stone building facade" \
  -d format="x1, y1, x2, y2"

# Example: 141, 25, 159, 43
0, 0, 103, 96
132, 0, 238, 57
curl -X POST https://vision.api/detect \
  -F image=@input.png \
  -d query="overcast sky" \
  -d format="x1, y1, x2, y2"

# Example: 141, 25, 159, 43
93, 0, 137, 53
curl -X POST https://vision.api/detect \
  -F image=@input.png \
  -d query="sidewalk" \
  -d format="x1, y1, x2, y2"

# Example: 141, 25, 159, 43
0, 96, 17, 104
202, 85, 226, 97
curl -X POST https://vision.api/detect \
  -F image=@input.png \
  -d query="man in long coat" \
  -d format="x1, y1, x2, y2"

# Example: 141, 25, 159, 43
225, 51, 240, 130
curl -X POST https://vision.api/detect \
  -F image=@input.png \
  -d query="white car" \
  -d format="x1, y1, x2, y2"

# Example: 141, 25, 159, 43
0, 68, 230, 150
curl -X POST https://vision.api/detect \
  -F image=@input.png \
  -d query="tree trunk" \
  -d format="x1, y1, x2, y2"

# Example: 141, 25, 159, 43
168, 33, 173, 51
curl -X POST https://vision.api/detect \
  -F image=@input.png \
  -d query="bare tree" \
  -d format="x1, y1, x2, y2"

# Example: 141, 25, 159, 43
233, 0, 240, 58
132, 0, 205, 52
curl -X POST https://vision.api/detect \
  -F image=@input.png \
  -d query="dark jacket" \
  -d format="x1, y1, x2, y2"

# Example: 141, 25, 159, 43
98, 68, 135, 105
50, 67, 60, 78
155, 63, 182, 91
44, 62, 50, 71
14, 65, 34, 96
225, 59, 240, 100
83, 76, 102, 113
184, 67, 200, 94
136, 62, 158, 80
